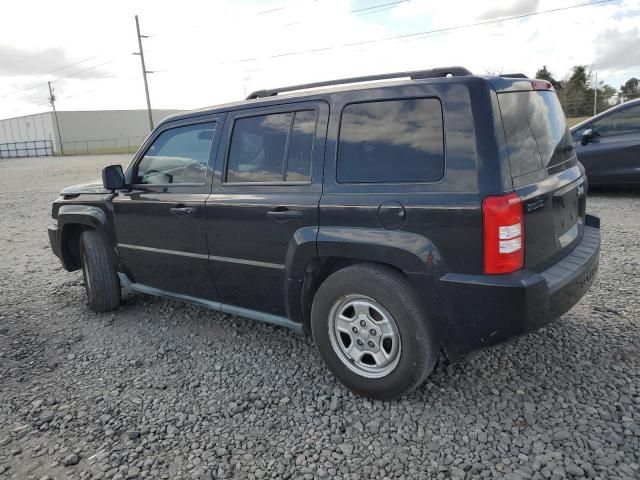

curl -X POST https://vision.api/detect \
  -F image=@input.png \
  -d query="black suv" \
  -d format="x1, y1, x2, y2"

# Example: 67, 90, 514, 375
49, 67, 601, 399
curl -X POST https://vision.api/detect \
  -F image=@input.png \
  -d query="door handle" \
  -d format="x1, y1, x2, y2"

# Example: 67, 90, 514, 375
267, 208, 303, 221
169, 206, 196, 216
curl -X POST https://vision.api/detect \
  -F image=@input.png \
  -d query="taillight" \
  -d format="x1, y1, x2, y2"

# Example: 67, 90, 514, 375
483, 193, 524, 274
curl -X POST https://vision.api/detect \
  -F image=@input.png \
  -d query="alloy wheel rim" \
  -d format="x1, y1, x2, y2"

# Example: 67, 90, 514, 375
328, 294, 401, 379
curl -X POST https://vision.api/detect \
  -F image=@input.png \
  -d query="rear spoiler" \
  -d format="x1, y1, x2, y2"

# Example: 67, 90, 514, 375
501, 73, 528, 79
488, 77, 554, 93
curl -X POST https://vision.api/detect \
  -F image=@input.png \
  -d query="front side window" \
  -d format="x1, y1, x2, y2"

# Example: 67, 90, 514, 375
594, 106, 640, 137
226, 110, 317, 183
136, 122, 216, 185
337, 98, 444, 183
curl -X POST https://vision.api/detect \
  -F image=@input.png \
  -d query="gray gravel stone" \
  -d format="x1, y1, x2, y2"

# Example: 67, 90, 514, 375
62, 453, 80, 466
552, 430, 571, 441
0, 155, 638, 480
565, 463, 584, 476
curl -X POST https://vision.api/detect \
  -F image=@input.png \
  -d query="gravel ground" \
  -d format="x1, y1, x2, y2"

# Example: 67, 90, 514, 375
0, 154, 639, 480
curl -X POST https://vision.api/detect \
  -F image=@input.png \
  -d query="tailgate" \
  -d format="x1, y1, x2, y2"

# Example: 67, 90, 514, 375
498, 89, 587, 271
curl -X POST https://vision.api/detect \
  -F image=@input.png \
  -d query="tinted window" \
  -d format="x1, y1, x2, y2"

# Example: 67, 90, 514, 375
285, 110, 316, 181
498, 91, 573, 178
594, 106, 640, 136
337, 98, 444, 183
227, 113, 291, 183
226, 110, 317, 183
136, 123, 215, 184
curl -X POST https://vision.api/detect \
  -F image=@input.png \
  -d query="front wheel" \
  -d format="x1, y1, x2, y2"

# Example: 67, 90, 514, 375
80, 229, 120, 312
311, 264, 437, 400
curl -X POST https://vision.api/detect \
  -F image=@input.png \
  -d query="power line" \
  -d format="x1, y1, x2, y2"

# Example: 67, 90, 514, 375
170, 0, 409, 36
228, 0, 614, 64
0, 57, 120, 99
57, 59, 118, 81
1, 41, 77, 73
43, 55, 101, 77
351, 0, 409, 15
257, 5, 285, 15
1, 55, 102, 95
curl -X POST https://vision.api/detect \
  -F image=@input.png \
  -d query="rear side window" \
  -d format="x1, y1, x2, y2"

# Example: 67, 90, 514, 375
226, 110, 317, 183
337, 98, 444, 183
498, 91, 573, 178
136, 122, 216, 184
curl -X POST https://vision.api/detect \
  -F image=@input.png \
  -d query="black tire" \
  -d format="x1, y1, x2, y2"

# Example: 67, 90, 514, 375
79, 229, 120, 312
311, 264, 437, 400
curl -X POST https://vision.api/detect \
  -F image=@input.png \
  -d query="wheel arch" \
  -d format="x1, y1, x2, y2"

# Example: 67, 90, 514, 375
284, 227, 447, 336
56, 205, 116, 271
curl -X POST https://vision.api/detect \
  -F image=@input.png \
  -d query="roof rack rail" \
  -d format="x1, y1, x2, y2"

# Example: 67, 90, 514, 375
246, 66, 472, 100
501, 73, 528, 79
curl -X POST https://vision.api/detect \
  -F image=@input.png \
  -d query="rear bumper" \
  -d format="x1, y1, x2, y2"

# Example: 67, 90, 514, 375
438, 215, 600, 359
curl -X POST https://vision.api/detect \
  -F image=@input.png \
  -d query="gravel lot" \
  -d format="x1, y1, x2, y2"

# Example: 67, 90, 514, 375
1, 154, 639, 480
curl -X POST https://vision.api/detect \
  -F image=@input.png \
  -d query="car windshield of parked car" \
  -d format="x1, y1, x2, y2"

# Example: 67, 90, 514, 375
136, 123, 216, 184
594, 105, 640, 137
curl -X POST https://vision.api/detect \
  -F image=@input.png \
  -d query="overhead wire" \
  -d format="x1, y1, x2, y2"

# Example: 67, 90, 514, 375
2, 0, 619, 117
227, 0, 614, 64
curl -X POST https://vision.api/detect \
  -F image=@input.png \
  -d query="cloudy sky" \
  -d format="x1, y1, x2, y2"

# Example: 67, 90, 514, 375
1, 0, 638, 119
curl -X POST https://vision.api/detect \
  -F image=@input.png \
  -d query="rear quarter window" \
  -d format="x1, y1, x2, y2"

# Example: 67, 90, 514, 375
337, 98, 444, 183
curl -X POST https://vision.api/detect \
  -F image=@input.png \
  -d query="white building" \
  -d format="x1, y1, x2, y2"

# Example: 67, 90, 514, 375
0, 109, 181, 157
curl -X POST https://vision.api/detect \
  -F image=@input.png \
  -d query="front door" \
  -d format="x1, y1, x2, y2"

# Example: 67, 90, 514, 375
575, 104, 640, 185
113, 115, 223, 300
205, 102, 328, 315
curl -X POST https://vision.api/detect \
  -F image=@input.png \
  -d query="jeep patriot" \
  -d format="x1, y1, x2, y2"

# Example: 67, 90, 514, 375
49, 67, 601, 399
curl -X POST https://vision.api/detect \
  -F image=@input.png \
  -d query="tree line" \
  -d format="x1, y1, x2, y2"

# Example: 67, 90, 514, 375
535, 65, 639, 118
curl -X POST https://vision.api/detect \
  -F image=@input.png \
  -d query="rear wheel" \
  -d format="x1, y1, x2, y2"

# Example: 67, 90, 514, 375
80, 229, 120, 312
311, 264, 437, 400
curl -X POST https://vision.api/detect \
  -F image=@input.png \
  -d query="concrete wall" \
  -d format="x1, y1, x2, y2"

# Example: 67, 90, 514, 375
56, 109, 180, 142
55, 109, 182, 155
0, 109, 182, 155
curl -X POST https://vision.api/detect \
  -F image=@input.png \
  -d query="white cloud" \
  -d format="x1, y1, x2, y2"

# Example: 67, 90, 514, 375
594, 27, 640, 71
0, 0, 639, 119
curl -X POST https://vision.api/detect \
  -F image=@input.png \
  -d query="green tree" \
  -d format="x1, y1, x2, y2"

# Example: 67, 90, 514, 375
620, 77, 639, 101
535, 65, 561, 89
597, 84, 617, 112
560, 65, 592, 117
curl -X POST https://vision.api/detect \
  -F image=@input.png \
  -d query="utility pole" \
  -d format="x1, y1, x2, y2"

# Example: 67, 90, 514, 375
48, 81, 64, 156
134, 15, 154, 132
593, 71, 598, 116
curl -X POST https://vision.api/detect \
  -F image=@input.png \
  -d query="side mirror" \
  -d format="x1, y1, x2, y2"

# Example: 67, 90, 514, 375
581, 128, 598, 146
102, 164, 126, 190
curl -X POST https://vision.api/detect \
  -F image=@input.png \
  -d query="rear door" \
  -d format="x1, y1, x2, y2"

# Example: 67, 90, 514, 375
113, 116, 223, 300
497, 88, 587, 271
205, 102, 328, 315
573, 104, 640, 185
